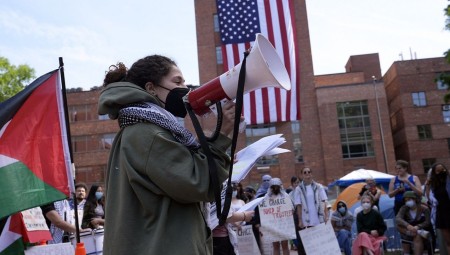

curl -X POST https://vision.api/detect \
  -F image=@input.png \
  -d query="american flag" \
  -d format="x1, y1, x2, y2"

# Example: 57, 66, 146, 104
216, 0, 300, 125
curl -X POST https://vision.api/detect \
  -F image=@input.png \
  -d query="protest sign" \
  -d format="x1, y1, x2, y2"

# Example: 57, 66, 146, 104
259, 195, 296, 242
234, 225, 261, 255
299, 223, 341, 255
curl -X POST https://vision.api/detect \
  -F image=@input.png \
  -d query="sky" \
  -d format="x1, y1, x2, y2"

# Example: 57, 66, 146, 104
1, 0, 449, 91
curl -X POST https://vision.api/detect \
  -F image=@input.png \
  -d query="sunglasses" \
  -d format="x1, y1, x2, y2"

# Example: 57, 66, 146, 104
303, 171, 311, 174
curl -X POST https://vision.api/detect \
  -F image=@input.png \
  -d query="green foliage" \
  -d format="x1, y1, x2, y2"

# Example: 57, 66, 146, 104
0, 56, 35, 102
443, 4, 450, 102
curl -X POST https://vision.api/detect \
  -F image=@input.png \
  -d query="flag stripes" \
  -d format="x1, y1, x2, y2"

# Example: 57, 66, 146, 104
218, 0, 300, 125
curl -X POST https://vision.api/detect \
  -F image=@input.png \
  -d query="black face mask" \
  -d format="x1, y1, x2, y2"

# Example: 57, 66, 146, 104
272, 186, 281, 195
157, 87, 190, 118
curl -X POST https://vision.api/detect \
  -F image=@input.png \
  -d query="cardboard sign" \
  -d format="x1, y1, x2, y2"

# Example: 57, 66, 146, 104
259, 195, 296, 242
299, 223, 341, 255
234, 225, 261, 255
21, 207, 49, 231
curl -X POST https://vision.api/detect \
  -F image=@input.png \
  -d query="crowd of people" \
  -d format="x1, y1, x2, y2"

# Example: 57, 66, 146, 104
23, 54, 449, 255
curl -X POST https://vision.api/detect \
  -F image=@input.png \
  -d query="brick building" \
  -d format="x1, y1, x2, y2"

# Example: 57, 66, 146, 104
66, 0, 450, 190
384, 57, 450, 179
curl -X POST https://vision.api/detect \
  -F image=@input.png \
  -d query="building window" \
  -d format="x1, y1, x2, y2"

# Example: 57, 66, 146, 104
437, 78, 448, 90
100, 133, 116, 149
213, 14, 220, 32
411, 92, 426, 107
337, 101, 374, 158
442, 105, 450, 123
417, 125, 432, 139
216, 47, 223, 65
69, 104, 97, 122
72, 133, 117, 152
291, 121, 303, 162
98, 114, 109, 121
422, 158, 436, 174
245, 124, 278, 165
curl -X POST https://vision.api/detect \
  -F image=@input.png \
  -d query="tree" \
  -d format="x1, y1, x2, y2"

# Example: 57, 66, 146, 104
442, 4, 450, 102
0, 56, 35, 102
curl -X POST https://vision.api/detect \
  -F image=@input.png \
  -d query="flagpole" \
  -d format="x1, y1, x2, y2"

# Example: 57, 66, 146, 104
58, 57, 81, 244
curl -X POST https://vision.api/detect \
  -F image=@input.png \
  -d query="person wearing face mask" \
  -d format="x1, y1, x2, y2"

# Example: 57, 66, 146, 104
253, 178, 293, 255
98, 55, 238, 255
81, 184, 105, 229
256, 174, 272, 198
396, 191, 431, 255
331, 201, 354, 255
352, 195, 387, 255
428, 163, 450, 253
212, 183, 253, 255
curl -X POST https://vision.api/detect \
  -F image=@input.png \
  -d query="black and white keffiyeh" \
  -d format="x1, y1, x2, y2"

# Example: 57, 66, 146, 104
118, 102, 200, 149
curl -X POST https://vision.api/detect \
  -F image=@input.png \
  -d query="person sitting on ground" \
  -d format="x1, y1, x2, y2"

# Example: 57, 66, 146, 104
331, 200, 354, 255
352, 195, 387, 255
396, 191, 432, 255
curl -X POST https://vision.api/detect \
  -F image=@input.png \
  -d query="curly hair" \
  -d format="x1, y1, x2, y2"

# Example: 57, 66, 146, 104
102, 55, 177, 89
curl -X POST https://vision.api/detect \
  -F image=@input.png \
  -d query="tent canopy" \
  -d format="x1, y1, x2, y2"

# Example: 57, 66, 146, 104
329, 168, 394, 188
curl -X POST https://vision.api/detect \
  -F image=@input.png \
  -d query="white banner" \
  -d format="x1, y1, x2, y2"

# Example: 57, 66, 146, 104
259, 195, 296, 242
299, 223, 341, 255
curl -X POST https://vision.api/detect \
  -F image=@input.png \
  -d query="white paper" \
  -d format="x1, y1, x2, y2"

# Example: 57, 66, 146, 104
231, 134, 290, 182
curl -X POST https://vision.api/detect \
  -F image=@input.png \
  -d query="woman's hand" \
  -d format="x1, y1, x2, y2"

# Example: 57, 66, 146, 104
370, 230, 379, 237
90, 218, 104, 228
220, 101, 243, 136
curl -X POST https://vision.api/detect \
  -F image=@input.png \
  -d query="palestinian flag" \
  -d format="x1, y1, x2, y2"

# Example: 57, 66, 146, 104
0, 214, 25, 255
0, 69, 74, 220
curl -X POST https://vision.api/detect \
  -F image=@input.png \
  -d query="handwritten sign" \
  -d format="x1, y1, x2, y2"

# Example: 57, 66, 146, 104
21, 207, 49, 231
259, 195, 296, 242
234, 225, 261, 255
299, 223, 341, 255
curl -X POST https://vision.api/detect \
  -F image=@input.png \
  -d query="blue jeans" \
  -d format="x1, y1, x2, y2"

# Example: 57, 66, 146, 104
336, 229, 352, 255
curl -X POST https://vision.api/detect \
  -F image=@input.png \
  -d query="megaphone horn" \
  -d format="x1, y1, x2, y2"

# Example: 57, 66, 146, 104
186, 33, 291, 115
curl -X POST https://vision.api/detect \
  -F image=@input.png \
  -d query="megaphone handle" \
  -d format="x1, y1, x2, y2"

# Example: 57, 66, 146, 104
206, 102, 223, 142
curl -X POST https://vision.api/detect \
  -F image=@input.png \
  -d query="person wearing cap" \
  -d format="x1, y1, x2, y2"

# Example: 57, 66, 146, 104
255, 174, 272, 198
396, 191, 432, 255
331, 200, 354, 255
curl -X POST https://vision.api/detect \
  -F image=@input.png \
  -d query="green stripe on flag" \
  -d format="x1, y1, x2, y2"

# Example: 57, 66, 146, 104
0, 161, 66, 219
0, 238, 25, 255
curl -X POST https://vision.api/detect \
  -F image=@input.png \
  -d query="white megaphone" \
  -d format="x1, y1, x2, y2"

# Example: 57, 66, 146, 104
186, 33, 291, 115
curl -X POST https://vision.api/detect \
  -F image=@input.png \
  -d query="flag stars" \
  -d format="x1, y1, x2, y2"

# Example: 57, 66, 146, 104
216, 0, 261, 44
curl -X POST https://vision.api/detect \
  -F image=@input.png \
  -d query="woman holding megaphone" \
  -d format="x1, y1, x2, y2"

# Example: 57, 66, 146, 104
98, 55, 238, 255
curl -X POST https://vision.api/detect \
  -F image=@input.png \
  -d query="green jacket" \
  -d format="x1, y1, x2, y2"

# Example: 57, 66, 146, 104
98, 82, 231, 255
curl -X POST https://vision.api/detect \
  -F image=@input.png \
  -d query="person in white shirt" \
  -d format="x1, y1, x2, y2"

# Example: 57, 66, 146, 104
293, 167, 328, 255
